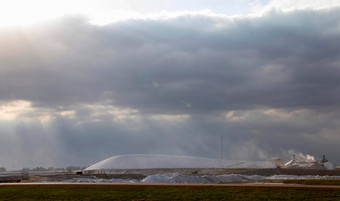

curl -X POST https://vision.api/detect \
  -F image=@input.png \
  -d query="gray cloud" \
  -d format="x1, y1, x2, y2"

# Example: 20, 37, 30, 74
0, 8, 340, 169
1, 106, 340, 169
1, 10, 340, 112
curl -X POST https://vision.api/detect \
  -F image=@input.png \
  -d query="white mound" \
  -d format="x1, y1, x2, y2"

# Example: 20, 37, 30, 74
85, 154, 275, 170
324, 162, 335, 170
65, 174, 340, 184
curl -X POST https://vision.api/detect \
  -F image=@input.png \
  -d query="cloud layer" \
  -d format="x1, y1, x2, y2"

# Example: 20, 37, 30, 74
0, 6, 340, 169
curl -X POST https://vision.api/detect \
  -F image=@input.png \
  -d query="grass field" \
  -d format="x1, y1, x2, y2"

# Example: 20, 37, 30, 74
0, 184, 340, 200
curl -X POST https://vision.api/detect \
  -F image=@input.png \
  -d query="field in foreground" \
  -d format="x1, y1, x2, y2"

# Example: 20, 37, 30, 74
0, 184, 340, 200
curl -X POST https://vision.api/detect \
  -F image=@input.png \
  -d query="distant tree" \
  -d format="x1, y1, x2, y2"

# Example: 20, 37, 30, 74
66, 166, 76, 172
22, 167, 30, 172
32, 166, 45, 171
66, 166, 86, 173
0, 167, 6, 172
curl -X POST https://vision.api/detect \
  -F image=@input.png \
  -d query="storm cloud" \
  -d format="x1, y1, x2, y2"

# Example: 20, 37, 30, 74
1, 7, 340, 169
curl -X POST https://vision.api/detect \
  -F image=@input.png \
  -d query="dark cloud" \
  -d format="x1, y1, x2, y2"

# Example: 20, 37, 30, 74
0, 8, 340, 168
0, 10, 340, 112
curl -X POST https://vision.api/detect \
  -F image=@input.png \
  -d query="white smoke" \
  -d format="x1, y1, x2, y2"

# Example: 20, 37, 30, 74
281, 149, 316, 162
294, 153, 315, 162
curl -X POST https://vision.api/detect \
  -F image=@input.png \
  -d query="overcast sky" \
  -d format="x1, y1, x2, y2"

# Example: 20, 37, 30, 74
0, 0, 340, 169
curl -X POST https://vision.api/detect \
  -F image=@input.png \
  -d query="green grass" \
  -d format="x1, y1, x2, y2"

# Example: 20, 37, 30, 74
0, 184, 340, 200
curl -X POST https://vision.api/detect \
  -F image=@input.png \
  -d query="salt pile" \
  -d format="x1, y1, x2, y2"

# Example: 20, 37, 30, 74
86, 154, 275, 170
57, 174, 340, 184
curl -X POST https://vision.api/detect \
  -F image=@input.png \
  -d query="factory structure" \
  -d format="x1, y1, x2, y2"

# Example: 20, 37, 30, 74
269, 154, 335, 170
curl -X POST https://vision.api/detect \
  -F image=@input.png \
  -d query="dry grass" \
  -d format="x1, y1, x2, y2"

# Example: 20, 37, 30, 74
0, 184, 340, 200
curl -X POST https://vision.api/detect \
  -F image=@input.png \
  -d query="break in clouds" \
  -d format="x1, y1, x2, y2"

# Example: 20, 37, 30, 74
1, 7, 340, 169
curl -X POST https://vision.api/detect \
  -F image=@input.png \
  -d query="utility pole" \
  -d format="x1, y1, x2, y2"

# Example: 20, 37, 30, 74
221, 136, 224, 159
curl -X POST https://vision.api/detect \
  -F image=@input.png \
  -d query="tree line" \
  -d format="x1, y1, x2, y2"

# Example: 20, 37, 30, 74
0, 166, 87, 172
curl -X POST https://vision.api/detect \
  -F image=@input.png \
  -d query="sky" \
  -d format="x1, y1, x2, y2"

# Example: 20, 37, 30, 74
0, 0, 340, 169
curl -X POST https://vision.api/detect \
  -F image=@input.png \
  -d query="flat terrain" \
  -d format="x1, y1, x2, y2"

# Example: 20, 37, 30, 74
2, 168, 340, 183
2, 169, 340, 200
0, 183, 340, 200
